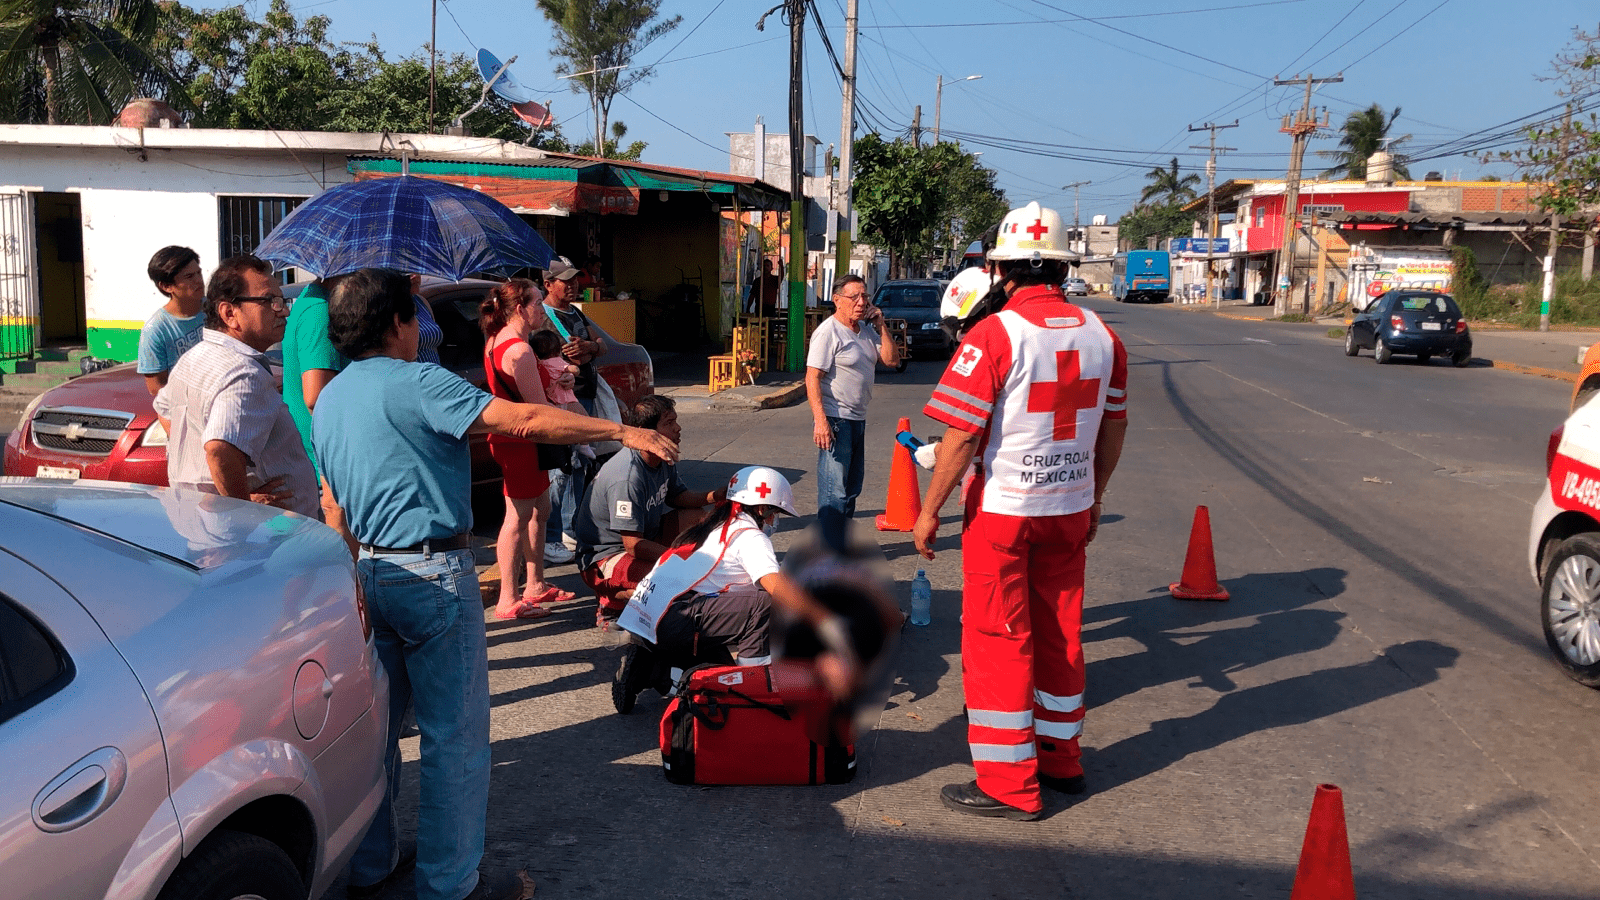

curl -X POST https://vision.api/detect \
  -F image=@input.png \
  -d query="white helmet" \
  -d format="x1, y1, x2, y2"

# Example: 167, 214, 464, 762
940, 267, 997, 322
988, 201, 1077, 263
727, 465, 798, 516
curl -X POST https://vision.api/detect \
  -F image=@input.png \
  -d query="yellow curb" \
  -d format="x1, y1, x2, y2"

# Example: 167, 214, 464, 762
1491, 361, 1578, 383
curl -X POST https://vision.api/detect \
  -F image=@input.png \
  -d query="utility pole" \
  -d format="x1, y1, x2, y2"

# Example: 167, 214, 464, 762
428, 0, 437, 134
1188, 120, 1237, 309
1062, 180, 1090, 258
1272, 73, 1340, 316
833, 0, 859, 287
786, 0, 807, 370
911, 105, 921, 149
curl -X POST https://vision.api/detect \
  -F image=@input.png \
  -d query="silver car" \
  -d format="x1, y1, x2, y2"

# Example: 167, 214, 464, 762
1063, 277, 1090, 297
0, 479, 387, 900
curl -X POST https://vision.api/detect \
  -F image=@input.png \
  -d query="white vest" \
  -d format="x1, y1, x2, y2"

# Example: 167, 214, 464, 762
619, 521, 760, 644
978, 308, 1114, 517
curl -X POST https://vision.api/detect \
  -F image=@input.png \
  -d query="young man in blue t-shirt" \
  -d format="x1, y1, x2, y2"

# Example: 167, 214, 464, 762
137, 246, 207, 396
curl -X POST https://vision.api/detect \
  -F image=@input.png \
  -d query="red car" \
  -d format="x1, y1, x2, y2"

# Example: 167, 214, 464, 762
3, 278, 654, 488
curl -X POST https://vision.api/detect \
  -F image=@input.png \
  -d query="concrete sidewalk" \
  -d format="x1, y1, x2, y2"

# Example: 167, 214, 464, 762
1161, 295, 1594, 382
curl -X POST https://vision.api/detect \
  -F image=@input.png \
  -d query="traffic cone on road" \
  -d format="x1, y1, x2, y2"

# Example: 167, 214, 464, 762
1169, 505, 1230, 600
1290, 784, 1356, 900
875, 416, 923, 532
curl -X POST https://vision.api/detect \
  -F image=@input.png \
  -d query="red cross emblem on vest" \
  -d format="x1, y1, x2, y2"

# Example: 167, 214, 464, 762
1027, 350, 1102, 441
1026, 218, 1049, 241
957, 345, 981, 368
753, 481, 772, 499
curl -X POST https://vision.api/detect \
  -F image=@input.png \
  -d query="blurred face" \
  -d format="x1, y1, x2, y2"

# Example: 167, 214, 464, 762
833, 282, 869, 324
220, 269, 286, 352
163, 260, 205, 307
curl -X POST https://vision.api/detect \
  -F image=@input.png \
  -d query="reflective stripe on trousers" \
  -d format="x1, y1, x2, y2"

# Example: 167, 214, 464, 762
961, 505, 1091, 814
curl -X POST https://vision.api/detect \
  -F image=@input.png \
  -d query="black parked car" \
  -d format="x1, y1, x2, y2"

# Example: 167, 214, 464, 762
1344, 290, 1472, 367
873, 279, 954, 360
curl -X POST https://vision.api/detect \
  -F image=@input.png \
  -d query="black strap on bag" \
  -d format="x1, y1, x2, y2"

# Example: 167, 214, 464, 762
487, 342, 569, 471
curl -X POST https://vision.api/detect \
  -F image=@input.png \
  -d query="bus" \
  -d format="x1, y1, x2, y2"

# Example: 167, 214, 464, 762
1112, 251, 1171, 303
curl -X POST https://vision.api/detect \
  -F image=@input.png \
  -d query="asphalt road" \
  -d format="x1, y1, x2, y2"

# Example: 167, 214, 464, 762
368, 297, 1600, 900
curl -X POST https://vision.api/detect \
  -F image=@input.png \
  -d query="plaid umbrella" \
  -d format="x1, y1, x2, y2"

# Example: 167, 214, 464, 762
255, 175, 552, 280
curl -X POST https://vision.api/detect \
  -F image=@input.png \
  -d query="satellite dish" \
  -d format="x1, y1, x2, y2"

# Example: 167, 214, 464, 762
476, 49, 535, 105
512, 100, 553, 128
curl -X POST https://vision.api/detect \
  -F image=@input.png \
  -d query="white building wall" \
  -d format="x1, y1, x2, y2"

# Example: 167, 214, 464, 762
1, 144, 352, 343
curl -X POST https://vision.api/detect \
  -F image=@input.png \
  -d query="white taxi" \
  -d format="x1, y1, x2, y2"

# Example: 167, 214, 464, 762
1529, 397, 1600, 688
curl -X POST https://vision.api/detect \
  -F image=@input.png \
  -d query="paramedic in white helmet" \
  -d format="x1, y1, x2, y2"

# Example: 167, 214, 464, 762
615, 466, 860, 704
914, 201, 1128, 821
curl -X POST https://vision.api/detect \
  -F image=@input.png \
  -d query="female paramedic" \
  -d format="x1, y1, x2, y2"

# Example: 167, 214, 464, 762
613, 465, 859, 710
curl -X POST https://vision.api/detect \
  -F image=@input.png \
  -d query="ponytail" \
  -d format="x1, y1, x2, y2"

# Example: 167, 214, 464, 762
480, 278, 540, 335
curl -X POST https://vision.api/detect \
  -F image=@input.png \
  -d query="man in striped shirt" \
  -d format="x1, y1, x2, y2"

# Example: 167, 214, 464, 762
154, 254, 318, 520
913, 202, 1128, 821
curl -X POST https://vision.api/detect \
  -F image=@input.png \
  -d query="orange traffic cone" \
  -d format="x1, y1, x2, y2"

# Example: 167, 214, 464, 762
1169, 505, 1229, 600
875, 416, 923, 532
1290, 784, 1356, 900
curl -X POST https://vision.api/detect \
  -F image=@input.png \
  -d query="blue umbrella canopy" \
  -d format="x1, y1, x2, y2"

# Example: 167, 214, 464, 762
255, 175, 553, 280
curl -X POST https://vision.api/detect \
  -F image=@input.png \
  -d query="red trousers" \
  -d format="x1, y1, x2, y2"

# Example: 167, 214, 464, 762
961, 490, 1090, 814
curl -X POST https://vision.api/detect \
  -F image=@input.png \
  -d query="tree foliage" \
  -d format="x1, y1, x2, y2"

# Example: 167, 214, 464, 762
1117, 200, 1193, 252
1139, 157, 1200, 206
1319, 103, 1411, 180
852, 134, 1006, 277
534, 0, 679, 155
1499, 25, 1600, 219
0, 0, 181, 124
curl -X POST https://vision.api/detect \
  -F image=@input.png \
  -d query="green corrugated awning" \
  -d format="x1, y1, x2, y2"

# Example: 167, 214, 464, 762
347, 157, 789, 211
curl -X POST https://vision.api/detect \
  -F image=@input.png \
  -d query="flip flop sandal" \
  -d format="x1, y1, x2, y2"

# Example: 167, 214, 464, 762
527, 584, 576, 604
493, 598, 553, 620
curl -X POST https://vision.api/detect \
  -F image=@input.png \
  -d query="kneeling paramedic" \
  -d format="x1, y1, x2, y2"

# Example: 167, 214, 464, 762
613, 466, 860, 708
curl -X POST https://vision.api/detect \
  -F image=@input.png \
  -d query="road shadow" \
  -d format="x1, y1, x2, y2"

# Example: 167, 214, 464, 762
1087, 639, 1459, 793
1085, 567, 1349, 709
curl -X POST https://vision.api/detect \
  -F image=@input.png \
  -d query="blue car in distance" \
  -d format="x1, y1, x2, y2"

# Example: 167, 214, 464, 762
1344, 289, 1472, 367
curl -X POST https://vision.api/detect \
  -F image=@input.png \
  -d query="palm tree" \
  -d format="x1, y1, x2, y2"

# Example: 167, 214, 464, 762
0, 0, 174, 124
1140, 157, 1201, 206
1319, 103, 1412, 180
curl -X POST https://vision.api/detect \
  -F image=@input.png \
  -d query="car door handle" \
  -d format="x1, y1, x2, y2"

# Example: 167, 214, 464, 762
33, 746, 128, 833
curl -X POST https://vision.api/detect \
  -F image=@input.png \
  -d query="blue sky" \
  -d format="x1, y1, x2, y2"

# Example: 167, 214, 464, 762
281, 0, 1595, 221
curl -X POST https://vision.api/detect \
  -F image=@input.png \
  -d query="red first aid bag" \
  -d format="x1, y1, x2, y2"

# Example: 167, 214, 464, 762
659, 663, 856, 785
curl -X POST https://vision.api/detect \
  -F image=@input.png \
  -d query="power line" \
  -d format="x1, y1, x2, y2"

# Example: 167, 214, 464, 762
857, 0, 1309, 28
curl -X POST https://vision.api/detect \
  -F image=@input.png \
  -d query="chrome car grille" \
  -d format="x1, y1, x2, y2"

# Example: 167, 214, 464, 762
31, 407, 134, 456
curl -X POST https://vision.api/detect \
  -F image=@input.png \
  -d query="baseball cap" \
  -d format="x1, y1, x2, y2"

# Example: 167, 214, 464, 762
545, 256, 580, 281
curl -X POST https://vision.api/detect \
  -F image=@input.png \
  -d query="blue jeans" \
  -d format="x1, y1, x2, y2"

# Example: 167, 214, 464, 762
817, 416, 866, 535
348, 547, 488, 900
545, 461, 589, 544
545, 395, 597, 544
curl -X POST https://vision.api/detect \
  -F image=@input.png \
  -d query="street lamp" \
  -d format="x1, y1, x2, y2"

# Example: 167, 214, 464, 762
1062, 180, 1090, 256
933, 74, 981, 144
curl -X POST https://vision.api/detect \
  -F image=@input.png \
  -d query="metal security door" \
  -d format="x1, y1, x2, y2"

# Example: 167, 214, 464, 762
0, 193, 37, 360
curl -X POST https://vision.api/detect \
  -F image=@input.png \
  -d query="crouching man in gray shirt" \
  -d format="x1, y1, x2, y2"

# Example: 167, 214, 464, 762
575, 395, 725, 630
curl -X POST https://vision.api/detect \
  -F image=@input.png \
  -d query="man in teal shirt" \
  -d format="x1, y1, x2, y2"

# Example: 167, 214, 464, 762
282, 280, 346, 475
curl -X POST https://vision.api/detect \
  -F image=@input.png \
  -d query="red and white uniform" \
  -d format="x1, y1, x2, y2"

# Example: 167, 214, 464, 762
923, 284, 1128, 813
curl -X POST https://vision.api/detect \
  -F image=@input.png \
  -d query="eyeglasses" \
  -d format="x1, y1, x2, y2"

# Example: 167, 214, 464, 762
232, 296, 288, 312
835, 291, 869, 302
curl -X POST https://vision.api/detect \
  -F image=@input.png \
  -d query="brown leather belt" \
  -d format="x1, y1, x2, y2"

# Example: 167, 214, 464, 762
360, 533, 474, 555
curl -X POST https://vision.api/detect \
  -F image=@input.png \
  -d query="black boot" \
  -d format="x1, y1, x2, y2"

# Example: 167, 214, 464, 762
939, 780, 1040, 821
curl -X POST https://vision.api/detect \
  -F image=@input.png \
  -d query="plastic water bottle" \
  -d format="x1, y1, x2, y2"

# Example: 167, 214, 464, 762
910, 570, 932, 626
